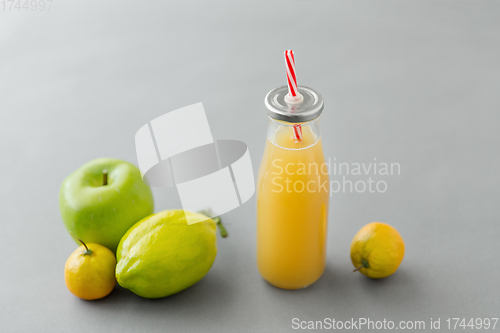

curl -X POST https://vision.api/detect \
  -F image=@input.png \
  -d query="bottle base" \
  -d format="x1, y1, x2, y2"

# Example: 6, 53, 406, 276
261, 273, 323, 290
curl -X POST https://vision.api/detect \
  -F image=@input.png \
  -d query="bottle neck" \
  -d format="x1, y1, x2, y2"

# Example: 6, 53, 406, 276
267, 116, 321, 150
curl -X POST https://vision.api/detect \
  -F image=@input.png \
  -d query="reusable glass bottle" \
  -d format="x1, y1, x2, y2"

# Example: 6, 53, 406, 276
257, 85, 329, 289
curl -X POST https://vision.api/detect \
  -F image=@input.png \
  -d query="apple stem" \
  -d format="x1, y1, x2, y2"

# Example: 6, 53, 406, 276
69, 231, 92, 256
103, 169, 108, 186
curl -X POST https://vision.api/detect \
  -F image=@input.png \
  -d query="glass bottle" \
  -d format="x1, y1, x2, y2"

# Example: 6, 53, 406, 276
257, 85, 330, 289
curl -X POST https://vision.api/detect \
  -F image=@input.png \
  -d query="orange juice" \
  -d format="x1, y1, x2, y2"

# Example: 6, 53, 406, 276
257, 118, 329, 289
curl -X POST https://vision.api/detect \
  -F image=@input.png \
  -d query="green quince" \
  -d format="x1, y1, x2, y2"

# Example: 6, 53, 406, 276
115, 210, 217, 298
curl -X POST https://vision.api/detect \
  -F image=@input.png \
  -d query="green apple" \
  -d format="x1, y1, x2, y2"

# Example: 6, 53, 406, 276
60, 158, 154, 253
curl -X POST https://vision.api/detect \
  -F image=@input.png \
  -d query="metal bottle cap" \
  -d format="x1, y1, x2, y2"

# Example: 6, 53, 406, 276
264, 85, 324, 123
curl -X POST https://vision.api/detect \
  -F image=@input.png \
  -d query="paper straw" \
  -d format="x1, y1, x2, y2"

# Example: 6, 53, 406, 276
285, 50, 303, 142
293, 124, 303, 142
285, 50, 298, 98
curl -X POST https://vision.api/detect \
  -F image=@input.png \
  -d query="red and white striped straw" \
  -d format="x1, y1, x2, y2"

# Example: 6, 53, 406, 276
284, 50, 299, 98
285, 50, 303, 142
293, 124, 303, 142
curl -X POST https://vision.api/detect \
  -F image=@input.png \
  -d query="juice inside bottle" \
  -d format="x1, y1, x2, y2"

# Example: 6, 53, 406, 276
257, 117, 329, 289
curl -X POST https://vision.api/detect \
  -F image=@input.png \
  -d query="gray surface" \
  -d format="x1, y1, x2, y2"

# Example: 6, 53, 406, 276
1, 1, 500, 332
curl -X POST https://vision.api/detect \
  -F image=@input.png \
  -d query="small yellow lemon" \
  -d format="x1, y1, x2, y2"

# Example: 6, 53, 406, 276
350, 222, 405, 279
65, 239, 116, 300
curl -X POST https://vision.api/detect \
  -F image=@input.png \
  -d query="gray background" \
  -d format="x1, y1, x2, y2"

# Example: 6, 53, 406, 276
1, 1, 499, 332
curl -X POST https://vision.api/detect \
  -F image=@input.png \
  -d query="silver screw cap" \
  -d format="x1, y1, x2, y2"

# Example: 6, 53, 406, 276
264, 85, 324, 123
